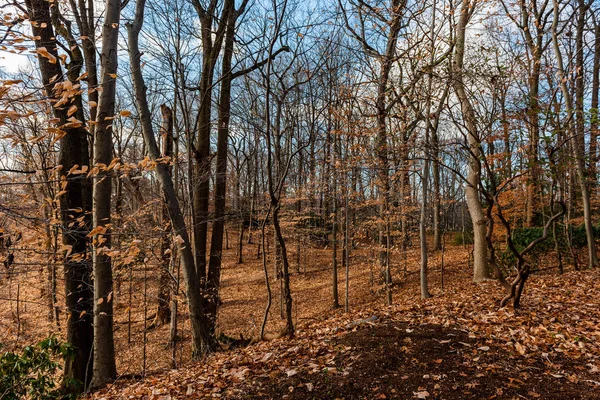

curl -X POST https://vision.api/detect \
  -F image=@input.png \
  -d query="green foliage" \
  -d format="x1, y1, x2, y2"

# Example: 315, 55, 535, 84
510, 227, 552, 253
511, 223, 600, 252
569, 224, 600, 248
0, 336, 77, 400
498, 223, 600, 267
450, 231, 473, 246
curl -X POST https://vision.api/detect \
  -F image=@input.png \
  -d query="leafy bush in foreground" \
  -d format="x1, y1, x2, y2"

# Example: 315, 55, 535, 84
0, 336, 77, 400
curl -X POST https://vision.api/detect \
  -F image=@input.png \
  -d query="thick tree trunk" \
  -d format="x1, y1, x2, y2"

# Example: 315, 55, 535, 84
192, 66, 213, 280
24, 0, 93, 391
452, 0, 490, 282
91, 0, 121, 386
525, 66, 541, 227
191, 0, 233, 280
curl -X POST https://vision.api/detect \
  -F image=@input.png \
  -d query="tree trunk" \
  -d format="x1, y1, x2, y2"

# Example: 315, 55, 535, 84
591, 19, 600, 185
375, 0, 402, 305
237, 221, 245, 264
24, 0, 94, 391
90, 0, 121, 386
272, 205, 294, 335
191, 0, 234, 281
519, 0, 544, 227
332, 123, 339, 308
156, 105, 175, 327
420, 118, 432, 299
552, 0, 598, 269
432, 133, 442, 251
127, 0, 216, 357
452, 0, 490, 282
206, 3, 235, 332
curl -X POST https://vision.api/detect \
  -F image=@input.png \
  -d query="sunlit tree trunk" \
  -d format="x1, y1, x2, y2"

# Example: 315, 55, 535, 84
452, 0, 490, 282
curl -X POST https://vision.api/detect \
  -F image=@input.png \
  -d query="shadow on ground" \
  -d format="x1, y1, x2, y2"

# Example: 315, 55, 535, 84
241, 322, 600, 400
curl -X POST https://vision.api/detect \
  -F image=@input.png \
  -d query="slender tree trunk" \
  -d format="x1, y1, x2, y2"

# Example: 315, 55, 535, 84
72, 0, 99, 139
127, 0, 216, 357
590, 19, 600, 186
344, 156, 350, 312
262, 0, 293, 334
420, 120, 432, 299
332, 125, 339, 308
519, 0, 544, 227
375, 0, 402, 305
420, 0, 439, 297
432, 134, 442, 251
206, 4, 235, 331
237, 221, 245, 264
272, 205, 294, 335
156, 105, 175, 327
552, 0, 598, 268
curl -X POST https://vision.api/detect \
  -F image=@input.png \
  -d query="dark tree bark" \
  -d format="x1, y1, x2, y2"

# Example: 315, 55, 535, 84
590, 14, 600, 184
190, 0, 233, 280
127, 0, 216, 356
373, 0, 404, 306
90, 0, 120, 387
205, 0, 236, 331
66, 0, 99, 139
156, 105, 175, 327
23, 0, 93, 392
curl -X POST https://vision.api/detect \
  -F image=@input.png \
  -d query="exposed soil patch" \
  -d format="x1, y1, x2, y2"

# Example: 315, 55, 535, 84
242, 322, 600, 400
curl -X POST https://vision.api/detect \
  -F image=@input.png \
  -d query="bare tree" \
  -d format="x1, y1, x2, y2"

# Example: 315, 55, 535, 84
91, 0, 121, 387
452, 0, 490, 282
552, 0, 598, 269
127, 0, 216, 356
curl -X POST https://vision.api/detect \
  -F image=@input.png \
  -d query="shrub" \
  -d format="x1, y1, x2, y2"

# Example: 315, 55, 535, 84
0, 336, 77, 400
511, 223, 600, 253
498, 223, 600, 268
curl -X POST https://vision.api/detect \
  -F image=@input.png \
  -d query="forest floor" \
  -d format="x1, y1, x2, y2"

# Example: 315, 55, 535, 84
2, 229, 600, 399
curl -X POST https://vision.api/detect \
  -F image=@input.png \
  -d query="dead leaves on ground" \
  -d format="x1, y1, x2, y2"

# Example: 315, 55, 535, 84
88, 265, 600, 399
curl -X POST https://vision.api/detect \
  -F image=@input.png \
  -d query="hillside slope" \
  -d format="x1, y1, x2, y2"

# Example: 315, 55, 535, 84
86, 264, 600, 399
